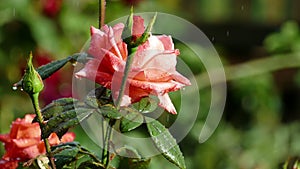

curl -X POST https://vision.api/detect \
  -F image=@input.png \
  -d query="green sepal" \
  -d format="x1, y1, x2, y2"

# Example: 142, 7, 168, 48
120, 107, 144, 132
22, 52, 44, 95
133, 12, 157, 47
145, 117, 186, 169
122, 7, 134, 42
123, 10, 157, 48
36, 52, 89, 80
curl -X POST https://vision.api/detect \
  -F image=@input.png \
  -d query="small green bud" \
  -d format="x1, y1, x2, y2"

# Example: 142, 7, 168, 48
22, 52, 44, 95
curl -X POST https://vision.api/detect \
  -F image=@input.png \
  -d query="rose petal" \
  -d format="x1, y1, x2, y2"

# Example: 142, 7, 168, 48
0, 159, 19, 169
13, 138, 40, 148
75, 60, 113, 84
157, 35, 175, 50
0, 134, 10, 143
48, 133, 60, 145
61, 132, 75, 143
112, 23, 125, 43
157, 94, 177, 114
129, 79, 185, 95
172, 72, 191, 86
133, 16, 145, 37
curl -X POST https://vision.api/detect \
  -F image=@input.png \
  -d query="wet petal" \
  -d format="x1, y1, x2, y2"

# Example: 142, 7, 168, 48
133, 16, 145, 37
157, 94, 177, 114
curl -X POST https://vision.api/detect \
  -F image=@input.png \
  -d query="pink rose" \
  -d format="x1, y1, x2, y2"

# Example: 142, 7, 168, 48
0, 114, 75, 169
75, 16, 191, 114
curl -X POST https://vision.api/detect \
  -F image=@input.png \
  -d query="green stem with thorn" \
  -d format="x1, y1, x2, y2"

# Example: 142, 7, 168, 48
30, 93, 56, 169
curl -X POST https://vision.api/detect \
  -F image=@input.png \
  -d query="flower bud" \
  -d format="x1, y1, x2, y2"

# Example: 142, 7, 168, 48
22, 52, 44, 95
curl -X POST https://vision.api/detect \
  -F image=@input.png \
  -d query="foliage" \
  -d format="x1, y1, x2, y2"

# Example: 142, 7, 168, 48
1, 1, 300, 169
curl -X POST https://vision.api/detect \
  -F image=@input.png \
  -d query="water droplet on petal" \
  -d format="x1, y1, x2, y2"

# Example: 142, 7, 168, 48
72, 63, 77, 66
182, 87, 186, 91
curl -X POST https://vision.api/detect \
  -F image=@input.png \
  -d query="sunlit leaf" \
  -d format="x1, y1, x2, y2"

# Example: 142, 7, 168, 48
120, 107, 143, 132
146, 117, 186, 169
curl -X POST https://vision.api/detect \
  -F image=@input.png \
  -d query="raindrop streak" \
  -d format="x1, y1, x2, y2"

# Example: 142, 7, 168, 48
241, 5, 244, 11
211, 37, 215, 42
226, 31, 230, 37
13, 8, 16, 16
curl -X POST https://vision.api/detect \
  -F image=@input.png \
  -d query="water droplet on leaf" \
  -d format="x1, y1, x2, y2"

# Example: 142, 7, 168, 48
12, 86, 17, 90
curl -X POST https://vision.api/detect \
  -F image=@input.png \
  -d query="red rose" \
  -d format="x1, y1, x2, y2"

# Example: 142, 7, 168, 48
75, 16, 191, 114
0, 114, 75, 168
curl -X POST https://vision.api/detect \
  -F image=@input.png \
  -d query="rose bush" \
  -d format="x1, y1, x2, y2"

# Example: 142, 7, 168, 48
75, 15, 191, 114
0, 114, 75, 169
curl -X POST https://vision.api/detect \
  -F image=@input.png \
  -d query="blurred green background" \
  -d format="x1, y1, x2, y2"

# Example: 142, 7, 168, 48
1, 0, 300, 168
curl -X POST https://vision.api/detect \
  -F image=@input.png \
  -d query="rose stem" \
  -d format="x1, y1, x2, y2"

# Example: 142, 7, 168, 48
98, 0, 112, 166
115, 47, 137, 109
30, 93, 56, 169
99, 0, 106, 28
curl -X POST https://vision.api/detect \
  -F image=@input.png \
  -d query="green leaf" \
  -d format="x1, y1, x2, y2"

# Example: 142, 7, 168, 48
53, 144, 80, 168
128, 158, 151, 169
146, 117, 186, 169
43, 107, 94, 138
132, 97, 158, 113
37, 56, 72, 80
114, 146, 151, 169
120, 107, 144, 132
42, 106, 92, 138
52, 142, 104, 169
116, 145, 142, 159
43, 109, 77, 138
84, 87, 111, 108
97, 104, 122, 119
33, 98, 77, 122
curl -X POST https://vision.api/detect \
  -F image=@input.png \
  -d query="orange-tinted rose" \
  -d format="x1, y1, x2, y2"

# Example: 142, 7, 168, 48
0, 114, 75, 168
75, 16, 191, 114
